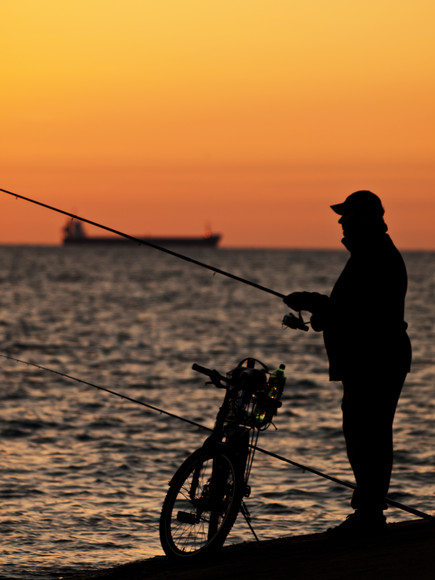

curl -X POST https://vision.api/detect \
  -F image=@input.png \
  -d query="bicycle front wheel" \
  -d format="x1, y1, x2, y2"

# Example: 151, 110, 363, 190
159, 449, 243, 558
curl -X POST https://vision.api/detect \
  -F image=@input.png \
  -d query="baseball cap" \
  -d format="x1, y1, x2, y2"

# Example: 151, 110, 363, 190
331, 190, 385, 217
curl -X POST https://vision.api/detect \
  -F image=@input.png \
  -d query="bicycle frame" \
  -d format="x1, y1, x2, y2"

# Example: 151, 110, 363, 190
160, 357, 284, 558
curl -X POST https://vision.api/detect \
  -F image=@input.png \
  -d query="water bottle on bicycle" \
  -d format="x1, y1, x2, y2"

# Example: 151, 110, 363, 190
254, 364, 286, 427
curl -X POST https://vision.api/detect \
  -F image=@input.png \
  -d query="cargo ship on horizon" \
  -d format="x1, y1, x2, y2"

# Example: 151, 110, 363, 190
62, 220, 222, 248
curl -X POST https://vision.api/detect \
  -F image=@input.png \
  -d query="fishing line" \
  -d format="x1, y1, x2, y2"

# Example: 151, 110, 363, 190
1, 353, 434, 524
0, 187, 285, 300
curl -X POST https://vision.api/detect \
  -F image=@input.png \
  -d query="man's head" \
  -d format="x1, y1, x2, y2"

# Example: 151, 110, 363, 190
331, 191, 387, 243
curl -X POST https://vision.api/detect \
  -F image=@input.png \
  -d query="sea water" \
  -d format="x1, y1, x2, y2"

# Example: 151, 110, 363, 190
0, 246, 433, 579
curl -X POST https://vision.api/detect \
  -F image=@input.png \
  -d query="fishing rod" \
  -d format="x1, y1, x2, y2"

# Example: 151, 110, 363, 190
0, 353, 210, 434
1, 353, 434, 524
0, 187, 285, 300
254, 445, 435, 522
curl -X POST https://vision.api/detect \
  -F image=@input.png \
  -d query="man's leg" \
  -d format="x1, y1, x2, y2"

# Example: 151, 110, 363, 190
342, 372, 405, 513
328, 372, 406, 535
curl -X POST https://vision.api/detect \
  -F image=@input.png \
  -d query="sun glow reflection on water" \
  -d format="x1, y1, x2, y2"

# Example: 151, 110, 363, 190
0, 247, 433, 579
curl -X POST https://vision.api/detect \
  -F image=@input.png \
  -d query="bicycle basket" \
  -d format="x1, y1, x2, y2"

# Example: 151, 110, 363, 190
226, 359, 268, 426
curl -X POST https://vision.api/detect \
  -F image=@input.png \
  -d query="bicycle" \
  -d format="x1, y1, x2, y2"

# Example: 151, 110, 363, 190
159, 356, 286, 558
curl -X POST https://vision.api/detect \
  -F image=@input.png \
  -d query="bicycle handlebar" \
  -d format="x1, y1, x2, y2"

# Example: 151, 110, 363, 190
192, 363, 228, 387
191, 363, 213, 376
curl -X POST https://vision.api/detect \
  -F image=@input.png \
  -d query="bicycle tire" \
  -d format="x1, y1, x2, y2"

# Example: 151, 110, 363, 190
159, 448, 243, 558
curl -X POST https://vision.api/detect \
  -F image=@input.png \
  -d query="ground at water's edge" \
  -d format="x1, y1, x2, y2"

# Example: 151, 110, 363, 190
65, 519, 434, 580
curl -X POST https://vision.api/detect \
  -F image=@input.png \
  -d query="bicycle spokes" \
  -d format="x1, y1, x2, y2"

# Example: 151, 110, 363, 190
160, 452, 241, 557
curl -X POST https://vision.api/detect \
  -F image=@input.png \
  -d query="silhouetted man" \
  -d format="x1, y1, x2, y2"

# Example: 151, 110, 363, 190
284, 190, 411, 536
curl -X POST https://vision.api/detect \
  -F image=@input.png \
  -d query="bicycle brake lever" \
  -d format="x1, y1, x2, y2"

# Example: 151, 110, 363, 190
207, 370, 228, 388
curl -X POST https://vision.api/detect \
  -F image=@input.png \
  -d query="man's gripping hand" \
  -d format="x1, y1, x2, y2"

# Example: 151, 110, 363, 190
283, 291, 329, 313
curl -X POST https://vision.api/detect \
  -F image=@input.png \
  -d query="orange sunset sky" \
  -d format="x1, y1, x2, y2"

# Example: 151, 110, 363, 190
1, 1, 434, 248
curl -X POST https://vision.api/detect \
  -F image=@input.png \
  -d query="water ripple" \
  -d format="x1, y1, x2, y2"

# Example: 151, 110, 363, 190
0, 247, 433, 578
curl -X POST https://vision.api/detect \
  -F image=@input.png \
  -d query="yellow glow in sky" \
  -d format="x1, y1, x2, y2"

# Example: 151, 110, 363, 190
1, 1, 435, 247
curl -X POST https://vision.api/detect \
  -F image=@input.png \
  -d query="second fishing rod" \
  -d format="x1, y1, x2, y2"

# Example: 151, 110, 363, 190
2, 352, 433, 524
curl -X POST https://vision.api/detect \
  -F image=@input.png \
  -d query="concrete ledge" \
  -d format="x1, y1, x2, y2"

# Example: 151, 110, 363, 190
66, 519, 435, 580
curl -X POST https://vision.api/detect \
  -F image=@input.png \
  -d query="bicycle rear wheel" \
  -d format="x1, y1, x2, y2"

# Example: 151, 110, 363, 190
159, 448, 243, 558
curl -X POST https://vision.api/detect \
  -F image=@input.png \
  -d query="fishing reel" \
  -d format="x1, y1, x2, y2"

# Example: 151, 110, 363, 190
282, 311, 309, 332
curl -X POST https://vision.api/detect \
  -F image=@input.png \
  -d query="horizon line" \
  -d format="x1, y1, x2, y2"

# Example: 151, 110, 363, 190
0, 242, 433, 253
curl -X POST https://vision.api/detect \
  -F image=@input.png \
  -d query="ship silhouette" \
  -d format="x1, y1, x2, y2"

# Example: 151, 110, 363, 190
62, 220, 221, 248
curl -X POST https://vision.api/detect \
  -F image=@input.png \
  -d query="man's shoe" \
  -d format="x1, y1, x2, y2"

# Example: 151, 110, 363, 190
326, 510, 386, 539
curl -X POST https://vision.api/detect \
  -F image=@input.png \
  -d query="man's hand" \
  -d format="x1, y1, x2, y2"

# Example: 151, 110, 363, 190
283, 291, 329, 313
283, 291, 315, 311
